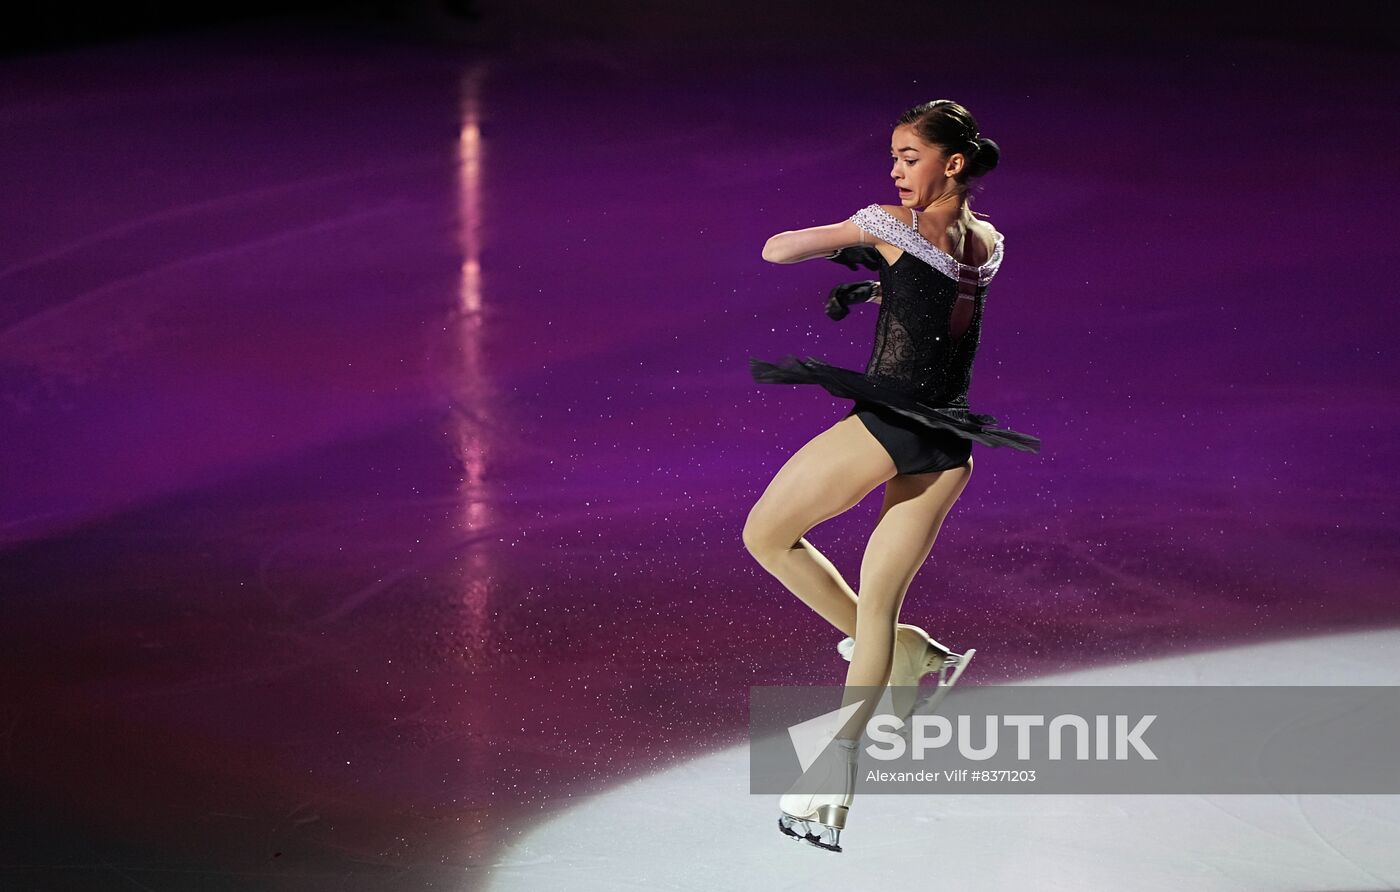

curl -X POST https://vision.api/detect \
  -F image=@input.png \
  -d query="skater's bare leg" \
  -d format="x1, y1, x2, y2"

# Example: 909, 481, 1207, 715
834, 458, 974, 740
743, 414, 897, 638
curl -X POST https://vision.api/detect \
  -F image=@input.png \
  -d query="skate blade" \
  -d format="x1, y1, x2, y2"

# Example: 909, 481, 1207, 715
805, 827, 843, 853
898, 648, 977, 736
777, 814, 812, 842
780, 807, 847, 851
940, 647, 975, 689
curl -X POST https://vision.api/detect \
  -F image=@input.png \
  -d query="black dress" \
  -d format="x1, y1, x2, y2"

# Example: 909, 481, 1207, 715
749, 203, 1041, 474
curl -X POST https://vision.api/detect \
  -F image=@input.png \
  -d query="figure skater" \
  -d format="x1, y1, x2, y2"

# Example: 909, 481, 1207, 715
742, 99, 1041, 852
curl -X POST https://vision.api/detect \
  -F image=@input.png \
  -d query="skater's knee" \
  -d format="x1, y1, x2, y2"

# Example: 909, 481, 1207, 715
741, 520, 799, 561
741, 500, 802, 557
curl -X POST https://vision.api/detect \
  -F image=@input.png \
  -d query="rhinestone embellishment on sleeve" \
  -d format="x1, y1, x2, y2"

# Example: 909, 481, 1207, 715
848, 204, 1004, 286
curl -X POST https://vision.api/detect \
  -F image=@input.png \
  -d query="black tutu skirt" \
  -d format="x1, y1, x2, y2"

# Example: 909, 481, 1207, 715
749, 354, 1041, 454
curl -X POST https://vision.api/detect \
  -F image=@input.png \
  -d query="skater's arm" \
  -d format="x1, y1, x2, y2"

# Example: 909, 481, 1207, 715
762, 219, 873, 264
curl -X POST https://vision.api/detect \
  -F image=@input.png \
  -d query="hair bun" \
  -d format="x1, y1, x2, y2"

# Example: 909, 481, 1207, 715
970, 137, 999, 176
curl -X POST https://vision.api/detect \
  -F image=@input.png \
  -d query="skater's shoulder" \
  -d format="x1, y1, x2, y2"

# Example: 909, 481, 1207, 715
849, 203, 913, 239
965, 218, 1002, 268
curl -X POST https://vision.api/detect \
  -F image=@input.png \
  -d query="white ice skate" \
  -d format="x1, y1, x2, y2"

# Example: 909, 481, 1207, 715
777, 737, 858, 852
836, 623, 975, 737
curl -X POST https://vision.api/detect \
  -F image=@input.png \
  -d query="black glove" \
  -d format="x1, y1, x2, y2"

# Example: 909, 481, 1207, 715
825, 280, 879, 321
825, 246, 883, 271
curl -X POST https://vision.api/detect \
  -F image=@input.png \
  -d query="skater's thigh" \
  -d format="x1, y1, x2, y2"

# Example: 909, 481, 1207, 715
874, 455, 975, 524
744, 414, 898, 548
862, 459, 974, 595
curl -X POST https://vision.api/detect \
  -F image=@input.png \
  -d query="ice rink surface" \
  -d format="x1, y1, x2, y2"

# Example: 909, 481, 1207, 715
488, 628, 1400, 892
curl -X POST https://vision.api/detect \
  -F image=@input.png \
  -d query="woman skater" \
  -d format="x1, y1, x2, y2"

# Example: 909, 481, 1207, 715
742, 99, 1040, 852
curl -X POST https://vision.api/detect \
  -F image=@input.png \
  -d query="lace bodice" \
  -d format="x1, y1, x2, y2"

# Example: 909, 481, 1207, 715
847, 203, 1007, 409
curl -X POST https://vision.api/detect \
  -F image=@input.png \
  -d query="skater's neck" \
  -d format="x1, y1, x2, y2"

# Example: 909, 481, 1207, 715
915, 193, 972, 227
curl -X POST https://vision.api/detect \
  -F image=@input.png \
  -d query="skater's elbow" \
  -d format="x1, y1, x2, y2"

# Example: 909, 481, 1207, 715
761, 234, 788, 263
762, 233, 797, 264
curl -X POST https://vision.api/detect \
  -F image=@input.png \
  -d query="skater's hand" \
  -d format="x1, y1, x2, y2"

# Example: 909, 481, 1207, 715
825, 280, 880, 321
825, 246, 883, 271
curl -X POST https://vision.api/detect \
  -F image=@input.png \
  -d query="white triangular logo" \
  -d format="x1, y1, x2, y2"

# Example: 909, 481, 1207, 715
786, 700, 866, 771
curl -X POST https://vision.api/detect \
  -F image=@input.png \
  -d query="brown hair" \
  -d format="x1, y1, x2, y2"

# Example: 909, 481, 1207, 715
895, 99, 1000, 210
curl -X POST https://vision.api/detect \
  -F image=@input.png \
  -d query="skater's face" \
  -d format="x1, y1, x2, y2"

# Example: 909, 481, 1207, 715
889, 125, 964, 208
